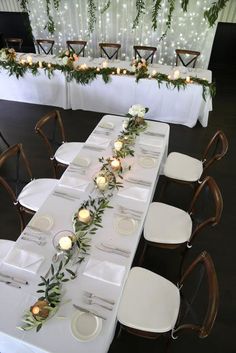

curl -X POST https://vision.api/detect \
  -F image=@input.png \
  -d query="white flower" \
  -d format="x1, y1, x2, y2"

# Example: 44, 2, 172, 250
122, 118, 129, 130
0, 51, 7, 61
62, 56, 68, 65
128, 104, 146, 117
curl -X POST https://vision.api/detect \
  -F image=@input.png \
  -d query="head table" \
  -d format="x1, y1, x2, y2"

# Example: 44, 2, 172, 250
0, 115, 169, 353
0, 53, 212, 128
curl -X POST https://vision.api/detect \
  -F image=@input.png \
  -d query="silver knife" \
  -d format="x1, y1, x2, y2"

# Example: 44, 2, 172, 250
0, 273, 28, 285
0, 279, 21, 288
73, 304, 107, 320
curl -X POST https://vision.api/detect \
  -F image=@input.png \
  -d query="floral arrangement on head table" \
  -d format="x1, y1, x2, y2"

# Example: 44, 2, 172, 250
58, 49, 79, 67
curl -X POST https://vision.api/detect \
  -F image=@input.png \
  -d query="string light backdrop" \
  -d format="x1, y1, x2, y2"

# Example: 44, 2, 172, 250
27, 0, 217, 68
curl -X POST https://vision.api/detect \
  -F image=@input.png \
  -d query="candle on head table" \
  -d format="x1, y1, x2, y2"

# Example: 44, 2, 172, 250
110, 158, 121, 171
38, 61, 43, 68
96, 67, 100, 72
114, 140, 123, 151
123, 69, 127, 75
116, 67, 121, 75
27, 55, 32, 63
152, 70, 156, 76
173, 69, 180, 79
58, 236, 72, 251
48, 63, 51, 68
102, 61, 108, 68
186, 76, 190, 83
78, 208, 91, 223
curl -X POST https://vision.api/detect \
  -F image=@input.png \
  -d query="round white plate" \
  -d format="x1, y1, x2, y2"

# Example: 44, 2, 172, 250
30, 215, 54, 232
114, 216, 137, 235
71, 311, 102, 342
73, 156, 91, 168
98, 121, 114, 130
138, 156, 157, 168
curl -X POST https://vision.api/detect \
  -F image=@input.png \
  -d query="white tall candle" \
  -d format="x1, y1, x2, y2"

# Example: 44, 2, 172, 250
78, 209, 91, 223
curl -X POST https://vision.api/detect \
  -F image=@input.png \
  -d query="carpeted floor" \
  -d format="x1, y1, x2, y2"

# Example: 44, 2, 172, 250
0, 65, 235, 353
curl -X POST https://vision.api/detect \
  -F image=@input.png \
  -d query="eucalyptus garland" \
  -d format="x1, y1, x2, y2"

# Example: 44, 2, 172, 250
88, 0, 97, 33
101, 0, 111, 14
204, 0, 229, 27
159, 0, 175, 41
133, 0, 146, 29
181, 0, 190, 12
152, 0, 162, 31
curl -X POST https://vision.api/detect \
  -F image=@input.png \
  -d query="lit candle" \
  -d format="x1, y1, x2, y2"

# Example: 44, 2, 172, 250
58, 236, 72, 250
48, 63, 51, 68
186, 76, 190, 83
80, 63, 87, 70
102, 61, 108, 68
123, 69, 127, 75
114, 140, 123, 151
20, 59, 25, 65
152, 70, 156, 76
38, 61, 42, 68
116, 67, 121, 75
110, 158, 121, 171
31, 306, 40, 315
168, 74, 171, 80
27, 55, 32, 63
96, 176, 107, 191
78, 208, 91, 223
96, 67, 100, 72
173, 69, 180, 79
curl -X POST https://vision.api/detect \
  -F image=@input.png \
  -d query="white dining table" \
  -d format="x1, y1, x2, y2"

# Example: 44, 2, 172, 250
0, 115, 170, 353
0, 53, 212, 128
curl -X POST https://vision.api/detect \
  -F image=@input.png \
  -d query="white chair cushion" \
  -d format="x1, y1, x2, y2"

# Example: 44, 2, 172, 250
144, 202, 192, 244
117, 267, 180, 333
18, 178, 58, 212
164, 152, 203, 182
55, 142, 83, 165
0, 239, 14, 261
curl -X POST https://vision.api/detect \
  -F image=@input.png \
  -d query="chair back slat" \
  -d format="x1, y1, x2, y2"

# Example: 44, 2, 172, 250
99, 43, 121, 60
66, 40, 87, 56
202, 130, 228, 173
5, 37, 23, 51
134, 45, 157, 63
36, 39, 55, 55
175, 49, 200, 68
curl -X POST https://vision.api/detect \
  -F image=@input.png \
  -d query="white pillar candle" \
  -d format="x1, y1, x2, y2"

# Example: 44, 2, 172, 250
38, 61, 43, 68
59, 236, 72, 250
27, 55, 32, 63
114, 140, 123, 151
102, 61, 108, 68
123, 69, 127, 75
167, 74, 171, 80
173, 69, 180, 79
48, 63, 51, 68
152, 70, 156, 76
186, 76, 190, 83
96, 67, 100, 72
20, 59, 26, 65
96, 176, 107, 191
78, 208, 91, 223
110, 158, 121, 171
116, 67, 121, 74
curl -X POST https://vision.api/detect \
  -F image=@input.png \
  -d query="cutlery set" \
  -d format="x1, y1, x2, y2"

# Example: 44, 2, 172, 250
21, 236, 46, 246
52, 190, 80, 201
95, 244, 130, 257
124, 177, 152, 187
0, 273, 28, 288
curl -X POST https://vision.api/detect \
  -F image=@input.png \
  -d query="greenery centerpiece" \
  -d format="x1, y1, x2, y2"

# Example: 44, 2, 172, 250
94, 157, 123, 192
131, 58, 148, 77
58, 49, 79, 68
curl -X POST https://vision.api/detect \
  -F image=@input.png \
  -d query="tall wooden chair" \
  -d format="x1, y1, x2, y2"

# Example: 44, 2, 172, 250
117, 251, 219, 347
5, 37, 23, 51
35, 39, 55, 55
175, 49, 200, 68
134, 45, 157, 63
99, 43, 121, 60
66, 40, 87, 57
35, 110, 84, 178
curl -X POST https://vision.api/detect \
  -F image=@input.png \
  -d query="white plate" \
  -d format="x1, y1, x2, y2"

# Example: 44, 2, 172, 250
29, 215, 54, 232
98, 121, 114, 130
114, 216, 137, 235
138, 156, 157, 168
71, 311, 102, 342
72, 156, 91, 168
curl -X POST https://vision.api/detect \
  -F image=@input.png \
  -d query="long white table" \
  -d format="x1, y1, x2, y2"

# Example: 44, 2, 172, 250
0, 115, 169, 353
0, 54, 212, 128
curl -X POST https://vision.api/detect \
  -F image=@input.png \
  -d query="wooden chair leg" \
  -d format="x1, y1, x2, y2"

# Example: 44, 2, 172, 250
158, 178, 169, 201
138, 241, 148, 266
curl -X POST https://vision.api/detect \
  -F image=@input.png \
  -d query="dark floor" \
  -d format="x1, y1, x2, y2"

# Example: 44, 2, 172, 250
0, 66, 235, 353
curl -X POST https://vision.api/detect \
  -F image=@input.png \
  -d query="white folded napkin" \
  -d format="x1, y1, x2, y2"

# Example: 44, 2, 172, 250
3, 247, 44, 274
139, 134, 163, 148
86, 135, 111, 149
83, 258, 125, 286
59, 174, 90, 192
117, 186, 149, 202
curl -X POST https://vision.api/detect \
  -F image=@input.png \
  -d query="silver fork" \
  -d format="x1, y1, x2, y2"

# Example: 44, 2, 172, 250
84, 298, 113, 310
84, 291, 115, 305
21, 236, 46, 246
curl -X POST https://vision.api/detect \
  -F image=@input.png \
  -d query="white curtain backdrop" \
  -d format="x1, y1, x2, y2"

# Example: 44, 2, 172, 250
1, 0, 235, 68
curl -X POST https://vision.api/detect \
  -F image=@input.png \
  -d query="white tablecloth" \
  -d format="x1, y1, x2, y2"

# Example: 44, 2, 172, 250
0, 115, 170, 353
0, 54, 212, 127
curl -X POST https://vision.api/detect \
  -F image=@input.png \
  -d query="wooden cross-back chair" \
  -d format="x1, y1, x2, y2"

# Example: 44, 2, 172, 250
35, 110, 83, 178
117, 251, 219, 348
140, 176, 223, 267
99, 43, 121, 60
133, 45, 157, 63
175, 49, 200, 68
0, 143, 57, 219
35, 39, 55, 55
5, 37, 23, 51
66, 40, 87, 57
0, 131, 10, 148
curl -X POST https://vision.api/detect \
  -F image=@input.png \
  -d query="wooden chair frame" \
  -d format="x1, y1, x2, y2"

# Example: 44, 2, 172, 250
5, 37, 23, 51
35, 110, 67, 178
134, 45, 157, 63
35, 39, 55, 55
66, 40, 87, 56
0, 143, 34, 218
175, 49, 200, 68
0, 131, 10, 148
117, 251, 219, 345
99, 43, 121, 60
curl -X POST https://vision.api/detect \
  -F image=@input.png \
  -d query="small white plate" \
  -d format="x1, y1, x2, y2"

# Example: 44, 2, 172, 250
98, 121, 114, 130
114, 216, 137, 235
71, 311, 102, 342
29, 215, 54, 232
138, 156, 157, 168
73, 156, 91, 168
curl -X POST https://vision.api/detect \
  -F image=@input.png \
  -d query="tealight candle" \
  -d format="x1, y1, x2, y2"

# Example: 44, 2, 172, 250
102, 61, 108, 68
31, 305, 40, 315
152, 70, 156, 76
123, 69, 127, 75
168, 74, 171, 80
110, 158, 121, 171
78, 208, 91, 224
114, 140, 123, 151
116, 67, 121, 75
38, 61, 43, 68
48, 63, 51, 68
59, 236, 72, 251
96, 67, 100, 72
20, 59, 26, 65
96, 176, 107, 191
27, 55, 32, 63
173, 69, 180, 79
186, 76, 190, 83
